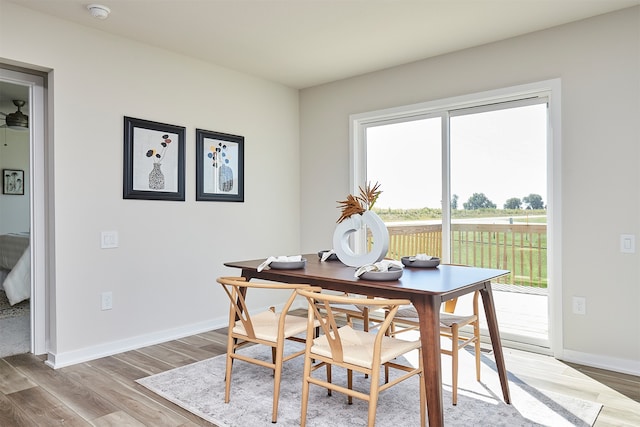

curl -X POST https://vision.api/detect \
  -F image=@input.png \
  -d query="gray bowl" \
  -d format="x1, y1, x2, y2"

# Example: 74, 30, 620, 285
401, 256, 440, 268
360, 267, 403, 281
270, 258, 307, 269
317, 250, 339, 261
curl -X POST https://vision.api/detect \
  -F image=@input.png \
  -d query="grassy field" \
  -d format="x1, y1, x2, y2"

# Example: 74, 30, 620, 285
374, 207, 547, 222
451, 229, 547, 288
376, 208, 548, 288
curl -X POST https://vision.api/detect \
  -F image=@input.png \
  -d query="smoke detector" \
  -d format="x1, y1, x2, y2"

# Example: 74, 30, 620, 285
87, 4, 111, 19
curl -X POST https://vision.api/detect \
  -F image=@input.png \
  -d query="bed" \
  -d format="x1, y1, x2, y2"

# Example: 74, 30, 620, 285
0, 232, 30, 306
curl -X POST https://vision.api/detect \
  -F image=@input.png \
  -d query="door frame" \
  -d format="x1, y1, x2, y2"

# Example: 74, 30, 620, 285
0, 66, 48, 355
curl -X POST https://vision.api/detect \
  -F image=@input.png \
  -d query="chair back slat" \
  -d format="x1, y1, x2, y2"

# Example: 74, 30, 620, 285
312, 299, 345, 362
219, 279, 256, 338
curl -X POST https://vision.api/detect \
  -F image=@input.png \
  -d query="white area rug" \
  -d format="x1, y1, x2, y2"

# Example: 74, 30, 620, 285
0, 290, 30, 358
137, 343, 602, 426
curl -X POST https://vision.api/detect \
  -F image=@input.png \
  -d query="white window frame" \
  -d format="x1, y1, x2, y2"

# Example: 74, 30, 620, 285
349, 79, 563, 356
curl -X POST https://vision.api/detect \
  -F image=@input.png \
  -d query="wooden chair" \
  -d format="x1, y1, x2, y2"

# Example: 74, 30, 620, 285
297, 288, 425, 427
216, 276, 319, 423
389, 291, 481, 405
315, 293, 386, 332
314, 294, 391, 381
324, 260, 403, 333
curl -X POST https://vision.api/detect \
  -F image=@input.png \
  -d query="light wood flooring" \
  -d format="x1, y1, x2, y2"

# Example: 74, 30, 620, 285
1, 318, 638, 426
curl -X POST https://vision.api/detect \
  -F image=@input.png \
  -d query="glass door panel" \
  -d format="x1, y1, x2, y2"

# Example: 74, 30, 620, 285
450, 103, 549, 347
365, 116, 443, 260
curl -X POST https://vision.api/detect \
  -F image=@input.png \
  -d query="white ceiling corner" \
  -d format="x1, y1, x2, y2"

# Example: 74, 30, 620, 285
4, 0, 640, 89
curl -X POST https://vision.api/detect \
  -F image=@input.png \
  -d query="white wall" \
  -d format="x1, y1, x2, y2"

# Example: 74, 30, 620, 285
1, 1, 301, 366
0, 129, 30, 234
1, 1, 638, 374
300, 8, 640, 374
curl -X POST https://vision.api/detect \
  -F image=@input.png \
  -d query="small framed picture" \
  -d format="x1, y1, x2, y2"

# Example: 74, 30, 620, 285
3, 169, 24, 195
196, 129, 244, 202
123, 116, 185, 201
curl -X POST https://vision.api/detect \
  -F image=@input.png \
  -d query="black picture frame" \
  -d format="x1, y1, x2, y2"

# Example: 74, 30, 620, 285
196, 128, 244, 202
2, 169, 24, 195
123, 116, 185, 201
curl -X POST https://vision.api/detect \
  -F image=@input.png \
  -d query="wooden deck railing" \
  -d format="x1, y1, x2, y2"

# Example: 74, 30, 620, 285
384, 222, 547, 288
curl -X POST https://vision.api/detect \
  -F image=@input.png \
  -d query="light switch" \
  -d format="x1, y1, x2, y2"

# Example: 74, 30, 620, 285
620, 234, 635, 254
101, 231, 119, 249
572, 296, 586, 315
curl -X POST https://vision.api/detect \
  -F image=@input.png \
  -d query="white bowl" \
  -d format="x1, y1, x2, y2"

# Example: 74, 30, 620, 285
270, 258, 307, 269
401, 256, 440, 268
360, 267, 403, 281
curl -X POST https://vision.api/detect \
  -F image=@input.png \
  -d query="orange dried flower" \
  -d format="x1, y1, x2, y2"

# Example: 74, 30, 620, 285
336, 181, 382, 223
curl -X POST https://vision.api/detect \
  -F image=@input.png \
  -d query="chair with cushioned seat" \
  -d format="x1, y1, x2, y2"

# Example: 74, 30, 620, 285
390, 290, 481, 405
216, 276, 319, 423
297, 288, 425, 427
314, 293, 386, 332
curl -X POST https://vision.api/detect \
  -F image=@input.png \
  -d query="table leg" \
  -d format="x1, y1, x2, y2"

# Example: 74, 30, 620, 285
412, 294, 444, 427
479, 282, 511, 404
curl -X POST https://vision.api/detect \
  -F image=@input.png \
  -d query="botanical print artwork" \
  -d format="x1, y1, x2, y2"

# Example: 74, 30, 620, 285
194, 128, 243, 202
132, 128, 179, 192
3, 169, 24, 195
123, 116, 185, 201
145, 134, 172, 190
204, 138, 239, 195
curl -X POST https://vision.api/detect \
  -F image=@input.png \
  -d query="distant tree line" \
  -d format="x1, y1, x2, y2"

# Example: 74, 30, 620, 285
455, 193, 545, 210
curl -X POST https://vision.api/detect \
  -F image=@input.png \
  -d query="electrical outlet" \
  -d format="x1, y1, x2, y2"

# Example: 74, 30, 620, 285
620, 234, 635, 253
572, 296, 586, 315
101, 291, 113, 310
101, 231, 119, 249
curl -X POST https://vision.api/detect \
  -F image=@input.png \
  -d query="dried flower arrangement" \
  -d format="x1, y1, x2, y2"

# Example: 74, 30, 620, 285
336, 181, 382, 223
145, 134, 172, 164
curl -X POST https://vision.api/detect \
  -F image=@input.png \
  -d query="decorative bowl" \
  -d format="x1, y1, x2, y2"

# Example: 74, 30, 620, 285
270, 258, 307, 270
317, 250, 339, 261
360, 267, 403, 281
401, 256, 440, 268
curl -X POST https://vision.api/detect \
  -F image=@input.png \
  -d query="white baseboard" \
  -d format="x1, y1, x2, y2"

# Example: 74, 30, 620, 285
45, 300, 309, 369
43, 302, 639, 379
560, 349, 640, 377
46, 317, 228, 369
461, 329, 637, 377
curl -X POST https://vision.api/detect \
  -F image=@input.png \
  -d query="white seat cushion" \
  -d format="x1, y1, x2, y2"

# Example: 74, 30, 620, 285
395, 306, 475, 327
233, 311, 311, 342
311, 325, 420, 369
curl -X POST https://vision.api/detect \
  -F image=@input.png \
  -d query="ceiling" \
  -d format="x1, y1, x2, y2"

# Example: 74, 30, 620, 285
2, 0, 640, 95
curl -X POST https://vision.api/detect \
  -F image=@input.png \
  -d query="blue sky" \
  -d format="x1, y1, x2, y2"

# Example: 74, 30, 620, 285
366, 103, 547, 210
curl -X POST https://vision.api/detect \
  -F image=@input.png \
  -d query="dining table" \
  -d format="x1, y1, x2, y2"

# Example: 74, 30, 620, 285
224, 254, 511, 427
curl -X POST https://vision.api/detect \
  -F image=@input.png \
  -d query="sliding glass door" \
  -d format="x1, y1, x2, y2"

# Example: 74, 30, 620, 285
356, 87, 553, 350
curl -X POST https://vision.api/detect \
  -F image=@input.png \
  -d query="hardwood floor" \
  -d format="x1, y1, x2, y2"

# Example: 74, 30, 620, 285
1, 323, 638, 426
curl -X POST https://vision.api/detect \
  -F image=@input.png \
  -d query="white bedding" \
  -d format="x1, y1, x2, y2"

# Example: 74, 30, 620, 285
3, 247, 30, 305
0, 233, 30, 305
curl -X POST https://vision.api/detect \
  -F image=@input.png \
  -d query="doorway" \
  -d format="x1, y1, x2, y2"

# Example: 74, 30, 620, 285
0, 66, 47, 356
0, 79, 31, 357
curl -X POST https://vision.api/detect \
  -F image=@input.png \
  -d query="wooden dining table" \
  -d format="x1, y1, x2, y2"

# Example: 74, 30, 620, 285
225, 255, 511, 427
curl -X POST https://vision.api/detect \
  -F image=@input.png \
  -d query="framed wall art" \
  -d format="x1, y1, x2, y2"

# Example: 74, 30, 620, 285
123, 116, 185, 201
196, 128, 244, 202
2, 169, 24, 195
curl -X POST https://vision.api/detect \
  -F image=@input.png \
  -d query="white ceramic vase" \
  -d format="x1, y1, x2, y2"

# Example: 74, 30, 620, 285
332, 210, 389, 267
